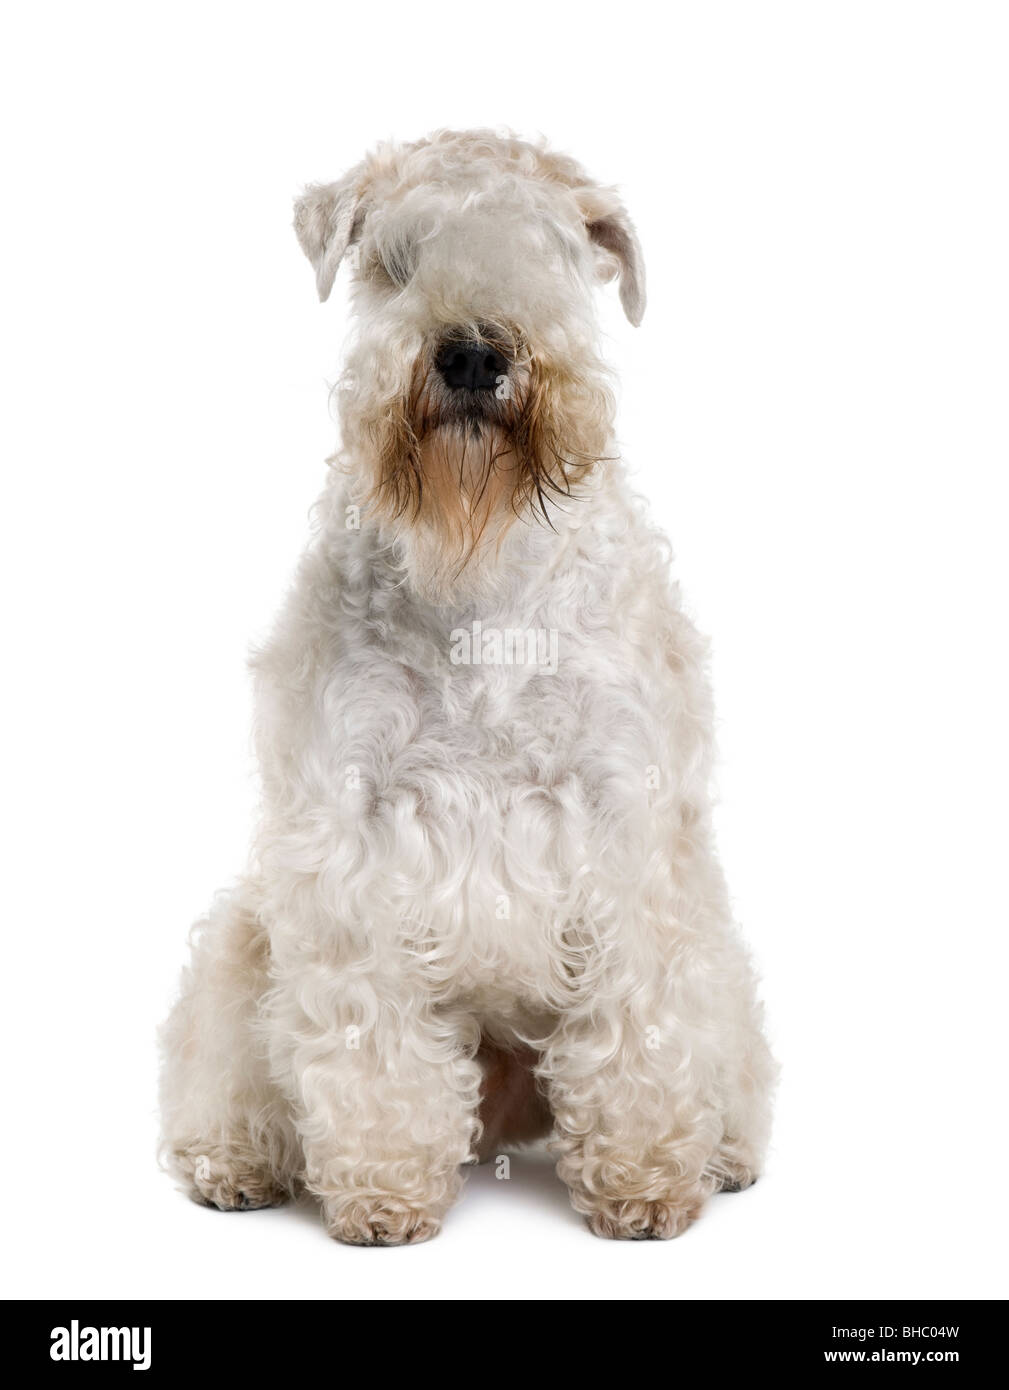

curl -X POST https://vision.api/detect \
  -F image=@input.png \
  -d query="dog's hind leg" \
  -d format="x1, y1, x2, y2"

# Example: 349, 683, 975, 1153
705, 975, 777, 1194
159, 879, 299, 1210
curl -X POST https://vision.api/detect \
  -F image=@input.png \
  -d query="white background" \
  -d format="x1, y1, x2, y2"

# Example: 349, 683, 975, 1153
3, 1, 1007, 1301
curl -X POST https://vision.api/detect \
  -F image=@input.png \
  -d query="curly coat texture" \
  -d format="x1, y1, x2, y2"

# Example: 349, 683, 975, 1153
160, 130, 776, 1245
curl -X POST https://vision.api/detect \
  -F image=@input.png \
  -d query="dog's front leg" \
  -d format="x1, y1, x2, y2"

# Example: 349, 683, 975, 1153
545, 1000, 723, 1241
271, 960, 480, 1245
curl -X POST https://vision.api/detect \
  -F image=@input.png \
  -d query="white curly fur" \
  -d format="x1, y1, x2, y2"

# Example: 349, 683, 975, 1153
160, 129, 776, 1244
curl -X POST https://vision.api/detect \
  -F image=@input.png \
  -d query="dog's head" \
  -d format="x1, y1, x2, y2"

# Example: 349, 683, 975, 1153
294, 130, 645, 600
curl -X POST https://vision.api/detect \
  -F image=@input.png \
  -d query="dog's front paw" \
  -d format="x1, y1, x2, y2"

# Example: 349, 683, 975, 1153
323, 1195, 441, 1246
173, 1147, 291, 1212
583, 1194, 703, 1241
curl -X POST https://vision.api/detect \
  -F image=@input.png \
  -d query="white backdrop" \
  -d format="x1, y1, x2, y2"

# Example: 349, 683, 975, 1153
3, 1, 1007, 1300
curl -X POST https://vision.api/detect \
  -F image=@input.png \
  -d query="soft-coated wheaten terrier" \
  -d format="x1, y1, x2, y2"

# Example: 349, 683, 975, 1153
160, 129, 776, 1244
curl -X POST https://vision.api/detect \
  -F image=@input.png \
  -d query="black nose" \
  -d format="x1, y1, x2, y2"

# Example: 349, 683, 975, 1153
435, 341, 509, 391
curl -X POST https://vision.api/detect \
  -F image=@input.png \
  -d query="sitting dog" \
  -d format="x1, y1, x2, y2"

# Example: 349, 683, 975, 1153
160, 129, 775, 1244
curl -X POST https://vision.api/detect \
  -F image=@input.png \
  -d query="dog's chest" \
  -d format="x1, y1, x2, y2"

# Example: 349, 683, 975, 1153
310, 614, 668, 982
259, 508, 700, 992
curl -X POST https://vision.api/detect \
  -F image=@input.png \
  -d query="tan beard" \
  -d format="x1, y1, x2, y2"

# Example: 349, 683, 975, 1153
380, 358, 596, 514
374, 420, 530, 604
356, 347, 611, 602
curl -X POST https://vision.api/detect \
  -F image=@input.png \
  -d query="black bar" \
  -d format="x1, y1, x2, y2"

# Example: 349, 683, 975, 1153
4, 1299, 1004, 1377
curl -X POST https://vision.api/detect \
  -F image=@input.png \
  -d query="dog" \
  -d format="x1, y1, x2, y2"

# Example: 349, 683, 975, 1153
160, 129, 776, 1244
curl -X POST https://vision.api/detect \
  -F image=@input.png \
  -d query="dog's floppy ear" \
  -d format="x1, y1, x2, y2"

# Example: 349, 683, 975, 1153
294, 167, 369, 302
577, 187, 647, 327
